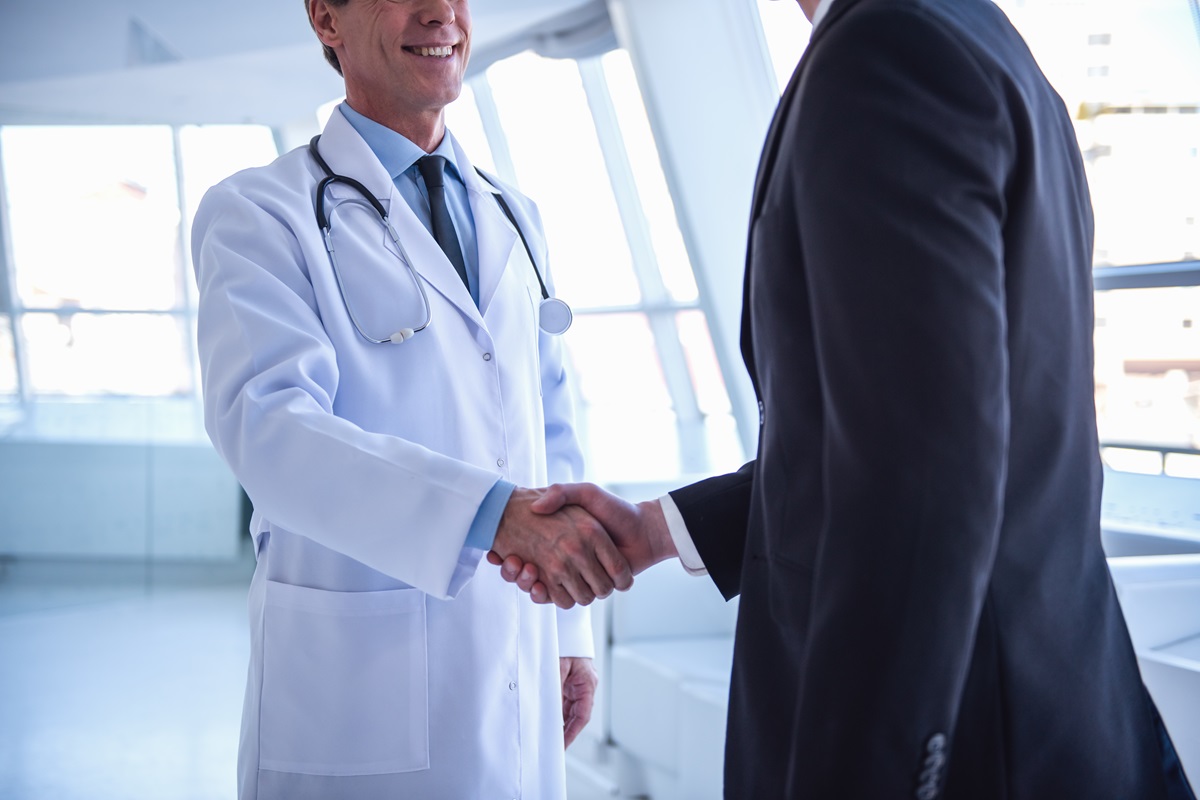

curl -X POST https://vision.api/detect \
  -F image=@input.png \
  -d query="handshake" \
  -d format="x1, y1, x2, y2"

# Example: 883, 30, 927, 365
486, 483, 679, 608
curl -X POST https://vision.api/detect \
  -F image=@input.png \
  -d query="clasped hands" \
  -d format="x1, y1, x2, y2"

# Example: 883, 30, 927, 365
487, 483, 677, 608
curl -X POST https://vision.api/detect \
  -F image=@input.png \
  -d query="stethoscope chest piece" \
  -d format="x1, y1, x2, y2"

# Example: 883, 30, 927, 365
539, 297, 573, 335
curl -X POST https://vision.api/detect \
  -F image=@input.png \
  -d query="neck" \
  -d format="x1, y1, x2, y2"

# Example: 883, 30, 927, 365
344, 95, 446, 153
798, 0, 820, 23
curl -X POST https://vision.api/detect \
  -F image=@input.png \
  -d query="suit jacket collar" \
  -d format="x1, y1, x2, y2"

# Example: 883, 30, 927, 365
741, 0, 868, 380
748, 0, 867, 222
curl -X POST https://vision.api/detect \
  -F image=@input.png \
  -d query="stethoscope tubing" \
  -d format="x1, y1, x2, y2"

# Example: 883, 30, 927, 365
308, 135, 570, 344
322, 197, 434, 344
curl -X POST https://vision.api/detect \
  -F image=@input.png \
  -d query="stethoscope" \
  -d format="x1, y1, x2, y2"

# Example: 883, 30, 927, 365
309, 136, 572, 344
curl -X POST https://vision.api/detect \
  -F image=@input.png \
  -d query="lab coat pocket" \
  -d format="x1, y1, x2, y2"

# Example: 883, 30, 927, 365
259, 580, 429, 776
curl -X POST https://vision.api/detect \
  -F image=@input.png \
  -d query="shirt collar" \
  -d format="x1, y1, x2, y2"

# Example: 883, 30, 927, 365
810, 0, 836, 30
337, 101, 462, 183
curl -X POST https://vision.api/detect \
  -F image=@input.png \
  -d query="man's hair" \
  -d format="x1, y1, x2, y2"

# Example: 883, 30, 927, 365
306, 0, 350, 76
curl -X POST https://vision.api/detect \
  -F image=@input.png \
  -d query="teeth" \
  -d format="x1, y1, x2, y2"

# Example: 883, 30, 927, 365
412, 46, 453, 57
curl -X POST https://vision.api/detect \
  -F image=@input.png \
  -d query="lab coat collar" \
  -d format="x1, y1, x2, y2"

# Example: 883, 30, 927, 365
315, 109, 486, 329
312, 108, 395, 202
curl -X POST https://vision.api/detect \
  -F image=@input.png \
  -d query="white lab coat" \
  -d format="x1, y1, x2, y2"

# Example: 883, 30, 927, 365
191, 109, 591, 800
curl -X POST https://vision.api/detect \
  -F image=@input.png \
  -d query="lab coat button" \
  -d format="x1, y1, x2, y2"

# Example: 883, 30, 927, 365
483, 352, 492, 361
508, 681, 517, 691
497, 458, 505, 468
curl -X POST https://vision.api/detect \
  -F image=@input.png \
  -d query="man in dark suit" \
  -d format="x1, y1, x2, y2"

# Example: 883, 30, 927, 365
492, 0, 1197, 796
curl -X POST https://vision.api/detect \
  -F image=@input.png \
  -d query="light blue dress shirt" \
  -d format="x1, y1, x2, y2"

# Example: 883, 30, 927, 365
339, 103, 482, 304
339, 102, 514, 551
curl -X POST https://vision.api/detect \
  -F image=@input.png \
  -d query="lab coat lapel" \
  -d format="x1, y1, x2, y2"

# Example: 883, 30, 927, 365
317, 112, 484, 329
453, 137, 518, 318
383, 185, 484, 327
315, 110, 396, 203
469, 185, 520, 318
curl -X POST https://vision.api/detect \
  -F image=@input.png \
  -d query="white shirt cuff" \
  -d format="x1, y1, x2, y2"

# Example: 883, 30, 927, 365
555, 605, 595, 658
659, 493, 708, 576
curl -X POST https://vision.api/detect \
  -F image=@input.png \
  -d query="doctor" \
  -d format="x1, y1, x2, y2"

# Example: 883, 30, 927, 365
191, 0, 630, 797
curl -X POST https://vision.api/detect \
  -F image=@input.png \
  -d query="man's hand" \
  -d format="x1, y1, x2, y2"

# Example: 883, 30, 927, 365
489, 483, 677, 605
490, 488, 633, 609
560, 657, 598, 748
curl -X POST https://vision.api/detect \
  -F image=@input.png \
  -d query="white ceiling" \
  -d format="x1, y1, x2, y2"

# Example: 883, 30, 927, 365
0, 0, 604, 127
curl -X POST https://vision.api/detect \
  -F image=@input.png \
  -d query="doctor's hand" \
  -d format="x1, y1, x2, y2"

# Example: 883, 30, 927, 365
560, 656, 598, 748
489, 483, 677, 606
490, 488, 633, 609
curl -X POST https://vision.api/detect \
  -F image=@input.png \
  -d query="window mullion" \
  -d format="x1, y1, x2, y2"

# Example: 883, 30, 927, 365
577, 56, 708, 472
576, 57, 669, 303
644, 307, 711, 473
0, 131, 30, 403
1092, 260, 1200, 291
468, 73, 520, 187
171, 126, 201, 402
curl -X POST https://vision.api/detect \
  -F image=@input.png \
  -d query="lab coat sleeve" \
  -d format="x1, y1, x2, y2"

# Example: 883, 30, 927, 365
523, 196, 594, 658
192, 180, 498, 600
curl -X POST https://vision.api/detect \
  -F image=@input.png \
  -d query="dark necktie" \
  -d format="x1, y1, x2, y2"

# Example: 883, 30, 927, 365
416, 155, 471, 294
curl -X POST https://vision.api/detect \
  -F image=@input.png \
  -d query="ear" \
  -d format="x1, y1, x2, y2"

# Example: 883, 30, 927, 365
308, 0, 341, 49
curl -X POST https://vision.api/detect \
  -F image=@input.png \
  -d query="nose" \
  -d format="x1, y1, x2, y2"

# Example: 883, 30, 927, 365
417, 0, 456, 27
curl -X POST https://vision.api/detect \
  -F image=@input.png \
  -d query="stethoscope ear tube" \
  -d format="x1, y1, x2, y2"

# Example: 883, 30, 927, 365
311, 135, 388, 232
315, 173, 387, 230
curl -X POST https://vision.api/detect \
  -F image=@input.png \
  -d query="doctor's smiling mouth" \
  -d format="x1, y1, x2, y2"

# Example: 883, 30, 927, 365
403, 45, 456, 57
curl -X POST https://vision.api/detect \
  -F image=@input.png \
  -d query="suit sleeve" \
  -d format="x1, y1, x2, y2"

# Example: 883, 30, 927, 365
781, 7, 1015, 792
668, 461, 755, 600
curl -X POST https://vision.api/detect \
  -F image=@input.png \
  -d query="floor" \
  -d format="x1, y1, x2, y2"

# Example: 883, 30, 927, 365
0, 564, 618, 800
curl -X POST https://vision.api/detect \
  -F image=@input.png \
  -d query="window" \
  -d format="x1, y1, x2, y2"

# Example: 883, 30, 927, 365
1095, 285, 1200, 452
0, 121, 278, 449
754, 0, 813, 94
991, 0, 1200, 466
473, 49, 742, 482
1, 126, 186, 397
0, 313, 15, 398
486, 52, 642, 307
177, 125, 278, 242
0, 124, 274, 404
0, 49, 741, 480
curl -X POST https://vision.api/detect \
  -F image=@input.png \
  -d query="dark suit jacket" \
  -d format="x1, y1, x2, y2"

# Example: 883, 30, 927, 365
669, 0, 1196, 797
